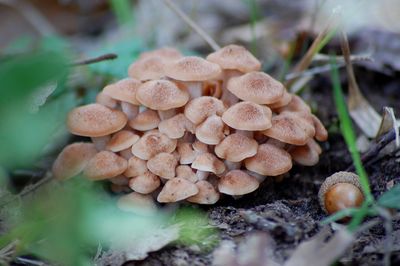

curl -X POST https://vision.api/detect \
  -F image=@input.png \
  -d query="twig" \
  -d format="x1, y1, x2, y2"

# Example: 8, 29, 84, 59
15, 257, 47, 266
161, 0, 221, 51
313, 53, 373, 64
70, 53, 118, 66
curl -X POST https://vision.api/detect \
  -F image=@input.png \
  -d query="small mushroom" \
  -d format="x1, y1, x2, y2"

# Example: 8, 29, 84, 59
120, 102, 139, 120
157, 177, 199, 203
131, 130, 177, 160
268, 90, 292, 109
52, 143, 97, 180
318, 171, 364, 215
176, 165, 198, 182
147, 152, 178, 179
128, 57, 167, 81
158, 114, 195, 139
117, 192, 158, 215
102, 78, 141, 105
91, 135, 111, 151
124, 156, 147, 177
192, 153, 226, 175
129, 109, 161, 131
129, 171, 161, 194
312, 114, 328, 142
187, 180, 220, 204
215, 133, 258, 162
96, 92, 117, 108
106, 130, 140, 152
184, 96, 226, 125
195, 115, 226, 145
218, 170, 259, 196
84, 151, 127, 180
276, 95, 311, 114
288, 139, 320, 166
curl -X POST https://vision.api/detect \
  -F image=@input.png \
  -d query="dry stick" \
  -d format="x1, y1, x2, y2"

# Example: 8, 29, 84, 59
161, 0, 221, 51
71, 53, 118, 66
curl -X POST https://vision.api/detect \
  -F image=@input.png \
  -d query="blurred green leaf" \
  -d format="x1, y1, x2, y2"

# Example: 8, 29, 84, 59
109, 0, 134, 25
378, 184, 400, 209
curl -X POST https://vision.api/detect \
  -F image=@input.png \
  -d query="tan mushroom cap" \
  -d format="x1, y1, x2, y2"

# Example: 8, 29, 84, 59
227, 72, 284, 104
131, 130, 177, 160
157, 177, 199, 203
289, 140, 320, 166
96, 92, 117, 108
192, 153, 226, 175
244, 143, 292, 176
129, 171, 161, 194
129, 109, 161, 131
124, 156, 147, 177
106, 130, 140, 152
165, 56, 222, 81
215, 133, 258, 162
52, 142, 97, 180
83, 151, 127, 180
177, 142, 197, 164
110, 175, 129, 185
218, 170, 259, 195
192, 140, 209, 153
176, 165, 198, 183
184, 96, 226, 125
312, 114, 328, 141
128, 57, 167, 81
102, 78, 141, 105
158, 114, 195, 139
276, 95, 311, 113
117, 192, 158, 216
195, 115, 226, 145
206, 44, 261, 72
222, 101, 272, 131
262, 112, 311, 145
268, 90, 292, 109
187, 180, 220, 204
138, 47, 182, 60
67, 103, 127, 137
136, 80, 189, 110
147, 152, 178, 179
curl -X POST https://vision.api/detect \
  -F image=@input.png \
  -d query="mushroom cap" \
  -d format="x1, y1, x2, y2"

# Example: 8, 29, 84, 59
215, 133, 258, 162
195, 115, 225, 145
157, 177, 199, 203
244, 143, 292, 176
312, 114, 328, 141
318, 171, 362, 213
187, 180, 220, 204
192, 140, 209, 153
117, 192, 158, 216
158, 114, 195, 139
227, 72, 284, 104
268, 90, 292, 109
289, 140, 320, 166
218, 170, 259, 195
129, 171, 161, 194
124, 156, 148, 177
147, 152, 178, 179
262, 112, 311, 145
83, 151, 127, 180
176, 165, 198, 183
192, 153, 226, 175
222, 101, 272, 131
67, 103, 127, 137
120, 102, 139, 120
131, 130, 177, 160
106, 130, 140, 152
129, 109, 161, 131
138, 47, 182, 60
128, 57, 167, 81
276, 95, 311, 113
184, 96, 226, 125
52, 142, 97, 180
206, 44, 261, 72
165, 56, 222, 81
136, 80, 189, 110
103, 78, 141, 105
96, 92, 117, 108
177, 142, 197, 164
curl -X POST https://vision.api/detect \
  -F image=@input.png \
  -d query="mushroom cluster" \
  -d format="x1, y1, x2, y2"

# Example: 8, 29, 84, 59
52, 45, 328, 207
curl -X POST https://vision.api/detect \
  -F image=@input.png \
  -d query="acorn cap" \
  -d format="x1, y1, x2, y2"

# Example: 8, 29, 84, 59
102, 78, 141, 105
244, 143, 292, 176
124, 156, 147, 177
157, 177, 199, 203
83, 151, 127, 180
195, 115, 225, 145
129, 109, 161, 131
176, 165, 198, 183
52, 142, 97, 180
158, 114, 195, 139
268, 90, 292, 109
106, 130, 140, 152
312, 114, 328, 141
218, 170, 259, 195
117, 192, 158, 216
131, 130, 177, 160
192, 153, 226, 175
215, 133, 258, 162
227, 72, 284, 104
206, 44, 261, 72
222, 101, 272, 131
136, 80, 189, 110
184, 96, 226, 125
67, 103, 127, 137
187, 180, 220, 204
129, 171, 161, 194
318, 171, 362, 213
165, 56, 222, 81
147, 152, 178, 179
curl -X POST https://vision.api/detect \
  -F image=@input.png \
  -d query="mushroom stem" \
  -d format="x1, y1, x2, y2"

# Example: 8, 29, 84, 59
91, 136, 110, 151
235, 130, 254, 138
225, 161, 241, 171
221, 70, 241, 106
196, 170, 209, 180
158, 109, 177, 120
121, 102, 139, 120
185, 82, 203, 99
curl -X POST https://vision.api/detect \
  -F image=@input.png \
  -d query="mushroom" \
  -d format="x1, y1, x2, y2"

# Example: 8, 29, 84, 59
218, 170, 259, 196
67, 103, 127, 137
124, 156, 147, 177
102, 78, 141, 105
276, 95, 311, 113
318, 171, 364, 215
106, 130, 140, 152
147, 152, 178, 179
120, 102, 139, 120
158, 114, 195, 139
138, 47, 183, 60
52, 143, 97, 180
215, 133, 258, 162
110, 175, 129, 185
187, 180, 220, 204
176, 165, 198, 182
244, 143, 292, 176
222, 101, 272, 131
96, 92, 117, 108
268, 90, 292, 109
91, 135, 111, 151
131, 130, 177, 160
128, 171, 161, 194
184, 96, 226, 125
312, 114, 328, 142
129, 109, 161, 131
117, 192, 158, 216
192, 153, 226, 175
83, 151, 127, 180
195, 115, 226, 145
288, 139, 321, 166
157, 178, 199, 203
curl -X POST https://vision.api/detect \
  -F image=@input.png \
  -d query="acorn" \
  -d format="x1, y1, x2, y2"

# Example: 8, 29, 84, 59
318, 171, 364, 215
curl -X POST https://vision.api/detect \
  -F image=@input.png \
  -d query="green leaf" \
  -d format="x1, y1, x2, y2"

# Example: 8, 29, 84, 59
378, 184, 400, 209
